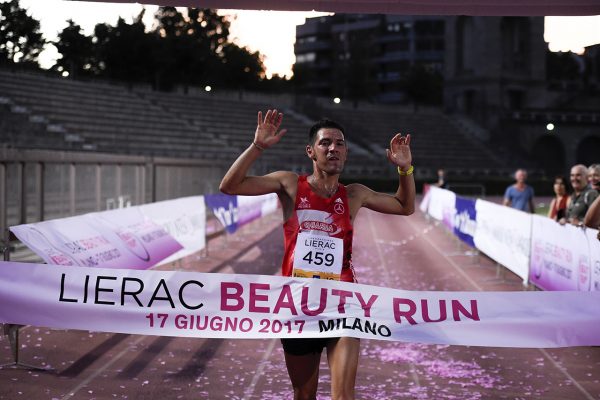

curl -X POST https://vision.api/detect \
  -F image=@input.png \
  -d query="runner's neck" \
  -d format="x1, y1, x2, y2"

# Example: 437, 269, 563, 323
308, 175, 339, 198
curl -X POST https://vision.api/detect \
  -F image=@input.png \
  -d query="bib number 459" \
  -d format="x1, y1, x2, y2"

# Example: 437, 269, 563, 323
303, 251, 334, 267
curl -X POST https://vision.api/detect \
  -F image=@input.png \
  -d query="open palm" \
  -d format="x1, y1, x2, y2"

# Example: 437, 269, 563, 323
254, 109, 287, 149
386, 133, 412, 169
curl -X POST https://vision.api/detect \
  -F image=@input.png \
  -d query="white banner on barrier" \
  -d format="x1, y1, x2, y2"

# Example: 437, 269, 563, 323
238, 194, 278, 226
419, 184, 432, 213
11, 208, 183, 269
473, 200, 531, 283
1, 261, 600, 348
586, 229, 600, 291
139, 196, 206, 266
260, 193, 279, 216
426, 187, 455, 229
530, 215, 591, 291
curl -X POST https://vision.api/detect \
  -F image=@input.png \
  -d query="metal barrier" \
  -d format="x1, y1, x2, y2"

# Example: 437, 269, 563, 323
0, 147, 228, 238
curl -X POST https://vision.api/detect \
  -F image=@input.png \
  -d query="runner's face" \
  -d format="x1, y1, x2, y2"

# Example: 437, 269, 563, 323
307, 128, 347, 174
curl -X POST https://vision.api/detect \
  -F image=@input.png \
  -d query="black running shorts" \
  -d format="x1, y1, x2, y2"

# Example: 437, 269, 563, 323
280, 337, 332, 356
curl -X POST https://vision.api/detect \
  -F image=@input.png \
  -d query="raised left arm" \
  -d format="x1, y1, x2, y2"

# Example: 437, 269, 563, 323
349, 133, 415, 216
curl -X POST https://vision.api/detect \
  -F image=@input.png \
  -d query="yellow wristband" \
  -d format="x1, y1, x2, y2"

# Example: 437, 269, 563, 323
397, 165, 414, 176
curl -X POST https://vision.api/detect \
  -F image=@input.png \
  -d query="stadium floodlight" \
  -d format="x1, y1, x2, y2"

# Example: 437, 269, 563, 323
205, 86, 212, 92
546, 123, 555, 131
333, 97, 341, 104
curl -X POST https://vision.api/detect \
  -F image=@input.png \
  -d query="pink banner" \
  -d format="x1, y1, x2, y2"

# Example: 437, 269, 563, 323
586, 228, 600, 291
530, 215, 590, 291
11, 207, 183, 270
1, 261, 600, 347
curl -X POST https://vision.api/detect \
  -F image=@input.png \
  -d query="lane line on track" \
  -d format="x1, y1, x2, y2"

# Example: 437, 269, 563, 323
404, 217, 484, 292
60, 335, 146, 400
538, 349, 595, 400
242, 339, 278, 400
366, 210, 421, 388
405, 214, 595, 400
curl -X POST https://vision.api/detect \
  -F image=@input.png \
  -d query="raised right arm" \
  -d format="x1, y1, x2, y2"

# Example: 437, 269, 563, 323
219, 109, 293, 196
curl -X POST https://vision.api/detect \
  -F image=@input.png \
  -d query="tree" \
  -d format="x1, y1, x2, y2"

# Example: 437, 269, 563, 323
53, 20, 94, 78
93, 12, 158, 84
0, 0, 45, 66
218, 43, 265, 88
49, 6, 267, 91
153, 7, 235, 90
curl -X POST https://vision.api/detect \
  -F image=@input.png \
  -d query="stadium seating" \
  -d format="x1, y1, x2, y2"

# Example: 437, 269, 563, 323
1, 67, 524, 180
311, 104, 509, 177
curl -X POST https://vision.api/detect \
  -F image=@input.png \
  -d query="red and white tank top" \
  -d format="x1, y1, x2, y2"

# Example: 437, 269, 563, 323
281, 175, 356, 283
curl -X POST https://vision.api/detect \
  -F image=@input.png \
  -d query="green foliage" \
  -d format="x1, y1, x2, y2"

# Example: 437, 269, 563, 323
50, 7, 268, 91
52, 20, 94, 77
0, 0, 45, 66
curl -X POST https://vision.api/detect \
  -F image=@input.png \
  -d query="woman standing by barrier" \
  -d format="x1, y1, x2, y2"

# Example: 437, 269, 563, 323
547, 176, 571, 221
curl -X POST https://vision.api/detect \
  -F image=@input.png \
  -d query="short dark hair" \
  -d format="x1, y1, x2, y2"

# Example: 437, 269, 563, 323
308, 118, 345, 145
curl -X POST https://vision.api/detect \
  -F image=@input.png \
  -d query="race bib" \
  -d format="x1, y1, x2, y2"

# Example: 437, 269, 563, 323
292, 232, 343, 280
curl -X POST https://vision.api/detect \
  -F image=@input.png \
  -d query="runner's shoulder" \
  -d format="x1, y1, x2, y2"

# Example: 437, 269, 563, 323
345, 183, 373, 200
266, 170, 299, 196
268, 170, 298, 185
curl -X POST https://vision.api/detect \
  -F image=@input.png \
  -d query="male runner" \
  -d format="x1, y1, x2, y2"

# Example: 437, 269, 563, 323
220, 109, 415, 400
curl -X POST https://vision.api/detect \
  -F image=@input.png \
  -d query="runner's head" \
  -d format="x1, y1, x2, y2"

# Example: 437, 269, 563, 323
307, 119, 347, 175
308, 119, 345, 146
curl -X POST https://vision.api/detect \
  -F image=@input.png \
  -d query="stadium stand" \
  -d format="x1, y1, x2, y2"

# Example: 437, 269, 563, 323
135, 88, 380, 176
1, 67, 531, 182
0, 69, 226, 159
306, 103, 512, 177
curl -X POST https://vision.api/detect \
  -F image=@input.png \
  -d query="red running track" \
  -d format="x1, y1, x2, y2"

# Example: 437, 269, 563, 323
1, 208, 600, 399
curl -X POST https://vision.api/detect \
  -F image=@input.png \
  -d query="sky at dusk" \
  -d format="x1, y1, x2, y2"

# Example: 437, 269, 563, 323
16, 1, 600, 78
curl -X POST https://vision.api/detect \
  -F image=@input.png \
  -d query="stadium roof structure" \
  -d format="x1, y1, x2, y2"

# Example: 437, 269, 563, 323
83, 0, 600, 16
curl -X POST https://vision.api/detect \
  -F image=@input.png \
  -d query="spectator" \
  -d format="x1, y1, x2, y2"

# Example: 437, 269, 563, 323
547, 175, 571, 221
503, 169, 534, 213
584, 196, 600, 230
560, 164, 599, 226
588, 164, 600, 191
436, 168, 448, 189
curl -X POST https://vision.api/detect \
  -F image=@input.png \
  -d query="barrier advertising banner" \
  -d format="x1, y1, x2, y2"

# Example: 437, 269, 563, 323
205, 194, 279, 234
259, 193, 279, 216
426, 187, 455, 229
419, 184, 432, 213
11, 208, 182, 269
139, 196, 206, 265
1, 261, 600, 347
453, 196, 477, 248
473, 200, 531, 283
204, 194, 238, 233
585, 228, 600, 291
529, 215, 591, 291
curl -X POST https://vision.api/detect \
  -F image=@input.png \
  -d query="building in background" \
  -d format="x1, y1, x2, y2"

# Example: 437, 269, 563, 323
294, 14, 445, 104
295, 15, 600, 173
